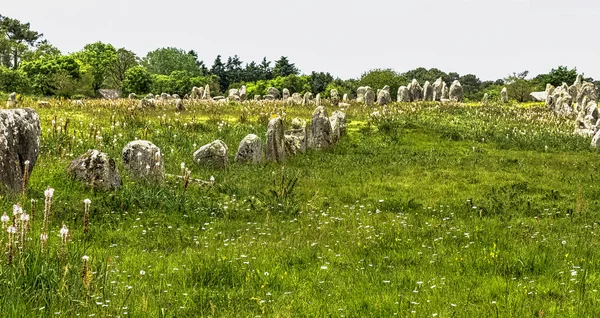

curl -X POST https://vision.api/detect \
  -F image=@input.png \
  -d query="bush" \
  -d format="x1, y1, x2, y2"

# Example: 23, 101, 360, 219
0, 67, 30, 94
121, 66, 153, 95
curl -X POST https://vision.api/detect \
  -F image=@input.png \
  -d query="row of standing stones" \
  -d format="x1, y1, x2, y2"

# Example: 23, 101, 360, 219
0, 98, 348, 193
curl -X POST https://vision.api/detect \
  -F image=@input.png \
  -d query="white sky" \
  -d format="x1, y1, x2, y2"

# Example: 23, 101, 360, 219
3, 0, 598, 81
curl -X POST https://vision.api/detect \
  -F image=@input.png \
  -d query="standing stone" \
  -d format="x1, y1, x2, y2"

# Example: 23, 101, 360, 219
309, 106, 333, 149
449, 80, 463, 102
364, 88, 375, 106
285, 118, 308, 155
357, 87, 368, 103
397, 86, 410, 102
6, 93, 17, 108
291, 93, 303, 104
235, 134, 263, 164
265, 116, 285, 163
545, 84, 555, 109
441, 82, 449, 100
330, 89, 340, 106
254, 95, 262, 101
128, 93, 137, 100
592, 130, 600, 148
228, 89, 239, 99
160, 93, 169, 100
343, 93, 348, 102
303, 92, 313, 106
432, 78, 443, 101
267, 87, 281, 99
0, 108, 40, 193
376, 86, 391, 106
577, 82, 598, 108
315, 93, 322, 106
176, 99, 185, 112
193, 140, 228, 169
501, 87, 509, 103
239, 85, 247, 101
330, 110, 347, 144
408, 79, 423, 101
481, 93, 489, 105
122, 140, 164, 180
422, 81, 433, 101
282, 88, 290, 100
202, 84, 211, 100
67, 149, 121, 191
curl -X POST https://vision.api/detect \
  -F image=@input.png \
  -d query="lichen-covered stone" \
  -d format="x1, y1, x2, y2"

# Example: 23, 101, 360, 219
376, 86, 391, 106
432, 78, 443, 101
0, 108, 40, 193
235, 134, 262, 164
267, 87, 281, 99
309, 106, 333, 150
449, 80, 463, 102
397, 86, 410, 102
265, 116, 285, 163
364, 88, 375, 106
501, 87, 508, 103
122, 140, 164, 180
193, 140, 228, 169
408, 79, 423, 101
67, 149, 121, 191
423, 81, 433, 101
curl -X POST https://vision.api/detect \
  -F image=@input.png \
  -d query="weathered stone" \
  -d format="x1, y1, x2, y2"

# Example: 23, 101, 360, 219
548, 85, 574, 114
545, 84, 555, 109
265, 116, 285, 163
357, 87, 368, 103
592, 130, 600, 148
239, 86, 247, 101
285, 118, 307, 154
128, 93, 137, 100
0, 108, 40, 193
330, 110, 346, 144
309, 106, 333, 149
291, 93, 302, 104
160, 93, 169, 100
303, 92, 313, 106
330, 89, 340, 106
175, 99, 185, 112
397, 86, 410, 102
282, 88, 290, 100
316, 93, 322, 106
122, 140, 164, 180
342, 93, 348, 102
228, 89, 239, 98
67, 149, 121, 191
138, 98, 155, 108
284, 135, 302, 156
364, 88, 375, 106
423, 81, 433, 101
441, 82, 449, 100
202, 84, 211, 100
577, 82, 598, 108
501, 87, 508, 103
6, 92, 17, 108
172, 94, 180, 100
264, 95, 275, 101
254, 95, 262, 101
376, 85, 391, 106
449, 80, 463, 102
481, 93, 489, 105
191, 86, 204, 99
267, 87, 281, 99
193, 140, 228, 169
37, 101, 50, 107
408, 79, 423, 101
432, 78, 444, 101
235, 134, 263, 164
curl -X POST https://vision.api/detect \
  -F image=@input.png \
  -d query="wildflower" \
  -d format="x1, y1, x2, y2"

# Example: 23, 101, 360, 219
140, 270, 146, 276
60, 224, 69, 238
44, 187, 54, 199
210, 176, 215, 185
84, 199, 91, 234
13, 204, 22, 216
7, 225, 17, 234
1, 212, 8, 229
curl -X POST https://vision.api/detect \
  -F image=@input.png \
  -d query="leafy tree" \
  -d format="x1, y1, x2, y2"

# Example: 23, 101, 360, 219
20, 55, 80, 95
308, 72, 334, 94
0, 15, 43, 69
75, 42, 117, 92
142, 47, 202, 77
21, 40, 60, 62
402, 67, 449, 84
272, 56, 299, 78
121, 66, 152, 95
107, 48, 138, 89
225, 55, 244, 89
210, 55, 226, 93
325, 78, 359, 99
0, 66, 29, 93
458, 74, 482, 101
505, 71, 532, 102
533, 66, 578, 90
259, 57, 272, 80
359, 69, 406, 100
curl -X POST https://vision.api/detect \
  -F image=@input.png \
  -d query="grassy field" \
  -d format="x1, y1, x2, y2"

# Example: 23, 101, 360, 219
1, 98, 599, 317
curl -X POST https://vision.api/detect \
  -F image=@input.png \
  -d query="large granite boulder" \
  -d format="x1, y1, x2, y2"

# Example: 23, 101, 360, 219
265, 116, 285, 163
364, 88, 375, 106
432, 78, 443, 101
122, 140, 164, 180
235, 134, 263, 164
397, 86, 410, 102
449, 80, 463, 102
193, 140, 228, 169
67, 150, 121, 191
408, 79, 423, 101
309, 106, 333, 150
285, 118, 308, 155
0, 108, 41, 193
376, 85, 391, 106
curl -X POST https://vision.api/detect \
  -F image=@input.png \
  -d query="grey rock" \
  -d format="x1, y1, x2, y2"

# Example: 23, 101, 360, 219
284, 135, 303, 156
303, 92, 313, 106
342, 93, 348, 102
408, 79, 423, 101
592, 130, 600, 148
6, 92, 17, 108
239, 86, 247, 101
286, 118, 308, 154
122, 140, 164, 180
264, 95, 275, 101
291, 93, 303, 104
577, 82, 598, 108
501, 87, 508, 103
376, 85, 391, 106
193, 140, 228, 169
364, 87, 375, 106
316, 93, 322, 106
482, 93, 489, 105
357, 87, 368, 103
67, 149, 121, 191
0, 108, 41, 193
397, 86, 410, 102
309, 106, 333, 150
265, 116, 285, 163
128, 93, 137, 100
176, 99, 185, 112
441, 82, 449, 100
330, 110, 346, 144
202, 84, 211, 100
267, 87, 281, 99
235, 134, 263, 164
423, 81, 433, 101
432, 78, 443, 101
330, 89, 340, 106
282, 88, 290, 100
254, 95, 262, 101
449, 80, 463, 102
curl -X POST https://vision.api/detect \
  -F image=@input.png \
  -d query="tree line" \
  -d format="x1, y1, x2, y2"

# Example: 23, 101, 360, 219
0, 14, 596, 101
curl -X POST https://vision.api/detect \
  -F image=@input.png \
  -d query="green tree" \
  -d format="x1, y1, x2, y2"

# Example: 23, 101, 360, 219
20, 55, 80, 95
107, 48, 138, 89
272, 56, 299, 78
225, 55, 244, 89
359, 69, 406, 100
21, 40, 60, 62
0, 15, 43, 69
308, 72, 334, 94
505, 71, 532, 102
402, 67, 449, 83
75, 42, 117, 92
0, 66, 29, 93
121, 66, 153, 95
259, 57, 272, 80
533, 66, 578, 90
211, 55, 226, 94
458, 74, 483, 101
142, 48, 202, 77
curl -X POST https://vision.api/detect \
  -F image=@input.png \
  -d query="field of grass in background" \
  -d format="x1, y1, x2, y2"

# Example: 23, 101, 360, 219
0, 98, 599, 317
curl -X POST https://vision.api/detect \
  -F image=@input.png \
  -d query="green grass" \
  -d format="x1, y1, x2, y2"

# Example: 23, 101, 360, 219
0, 99, 599, 317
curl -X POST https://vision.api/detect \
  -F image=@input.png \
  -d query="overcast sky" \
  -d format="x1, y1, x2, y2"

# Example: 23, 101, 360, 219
2, 0, 598, 81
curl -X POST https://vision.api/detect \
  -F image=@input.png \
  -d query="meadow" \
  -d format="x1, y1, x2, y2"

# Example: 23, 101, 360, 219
0, 97, 599, 317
